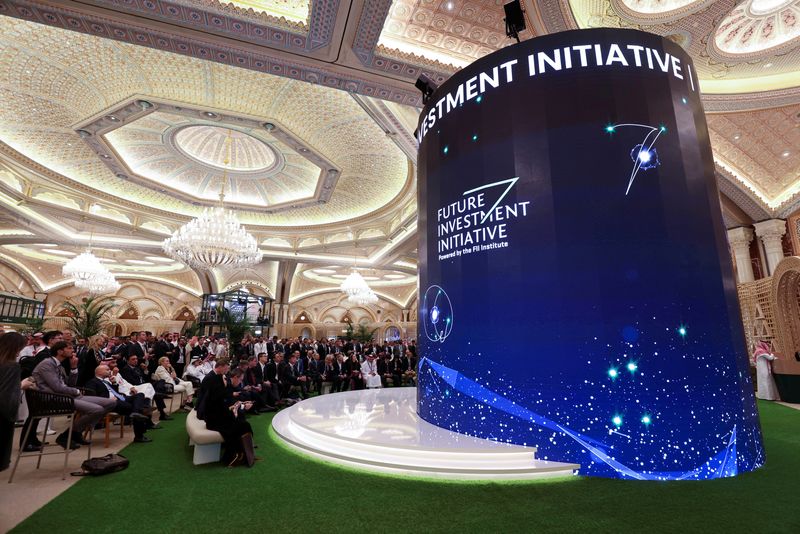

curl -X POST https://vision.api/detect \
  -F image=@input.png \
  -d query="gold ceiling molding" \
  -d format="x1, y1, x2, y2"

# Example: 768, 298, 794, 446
184, 0, 311, 31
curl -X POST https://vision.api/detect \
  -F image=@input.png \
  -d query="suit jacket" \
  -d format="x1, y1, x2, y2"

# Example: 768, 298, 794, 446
119, 363, 147, 386
32, 357, 79, 397
128, 342, 146, 360
198, 372, 230, 428
84, 376, 119, 399
278, 360, 299, 385
265, 361, 280, 384
252, 362, 266, 384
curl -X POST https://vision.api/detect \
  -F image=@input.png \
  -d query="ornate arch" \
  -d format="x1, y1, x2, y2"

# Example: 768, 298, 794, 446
771, 256, 800, 356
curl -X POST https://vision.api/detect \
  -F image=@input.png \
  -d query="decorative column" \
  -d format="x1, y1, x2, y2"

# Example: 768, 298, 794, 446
727, 227, 755, 283
754, 219, 787, 276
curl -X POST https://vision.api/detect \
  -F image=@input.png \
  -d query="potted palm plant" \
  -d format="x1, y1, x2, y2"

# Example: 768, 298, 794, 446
59, 296, 116, 338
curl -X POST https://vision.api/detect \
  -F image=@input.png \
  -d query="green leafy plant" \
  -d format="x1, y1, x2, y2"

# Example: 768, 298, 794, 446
355, 323, 377, 343
59, 297, 116, 339
182, 321, 200, 337
344, 322, 354, 340
219, 307, 251, 348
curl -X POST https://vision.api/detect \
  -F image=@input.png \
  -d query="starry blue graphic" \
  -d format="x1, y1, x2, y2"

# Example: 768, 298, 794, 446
421, 285, 453, 343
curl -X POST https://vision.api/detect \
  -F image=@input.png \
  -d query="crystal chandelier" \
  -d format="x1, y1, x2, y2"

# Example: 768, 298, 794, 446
63, 249, 120, 295
347, 287, 378, 306
62, 251, 107, 284
340, 269, 370, 297
78, 270, 121, 295
162, 129, 261, 271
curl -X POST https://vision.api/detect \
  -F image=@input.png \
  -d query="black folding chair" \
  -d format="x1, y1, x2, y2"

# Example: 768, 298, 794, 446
8, 389, 91, 483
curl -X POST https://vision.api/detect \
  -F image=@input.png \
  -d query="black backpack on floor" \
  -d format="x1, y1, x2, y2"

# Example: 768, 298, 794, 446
72, 454, 129, 476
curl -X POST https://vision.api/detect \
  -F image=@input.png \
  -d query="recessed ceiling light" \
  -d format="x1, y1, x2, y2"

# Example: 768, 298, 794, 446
733, 133, 741, 141
782, 150, 790, 157
202, 111, 218, 119
763, 63, 773, 68
383, 274, 406, 279
445, 1, 454, 10
331, 274, 348, 279
106, 115, 120, 122
32, 243, 59, 247
42, 249, 76, 256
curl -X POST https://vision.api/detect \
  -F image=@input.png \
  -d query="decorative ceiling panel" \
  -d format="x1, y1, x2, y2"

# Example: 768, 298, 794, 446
568, 0, 800, 93
378, 0, 513, 69
0, 17, 411, 227
707, 103, 800, 208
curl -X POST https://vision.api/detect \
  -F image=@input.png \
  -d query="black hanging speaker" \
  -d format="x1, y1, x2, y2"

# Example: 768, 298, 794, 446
503, 0, 525, 42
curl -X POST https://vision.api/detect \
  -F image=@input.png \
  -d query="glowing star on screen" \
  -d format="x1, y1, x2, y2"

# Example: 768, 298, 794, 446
604, 123, 666, 195
608, 368, 619, 379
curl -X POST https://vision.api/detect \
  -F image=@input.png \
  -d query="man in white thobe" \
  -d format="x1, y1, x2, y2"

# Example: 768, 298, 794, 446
361, 354, 382, 389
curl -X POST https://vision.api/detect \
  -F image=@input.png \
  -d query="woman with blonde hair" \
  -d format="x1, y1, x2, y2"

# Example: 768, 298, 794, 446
154, 356, 195, 409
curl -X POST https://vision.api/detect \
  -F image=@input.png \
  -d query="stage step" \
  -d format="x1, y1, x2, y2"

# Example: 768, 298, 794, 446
272, 389, 579, 480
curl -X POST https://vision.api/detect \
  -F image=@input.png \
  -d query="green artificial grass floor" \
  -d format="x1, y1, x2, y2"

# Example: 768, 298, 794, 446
11, 401, 800, 534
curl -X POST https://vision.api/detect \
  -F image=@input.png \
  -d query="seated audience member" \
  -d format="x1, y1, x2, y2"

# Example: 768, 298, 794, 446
119, 354, 171, 421
306, 351, 323, 394
343, 352, 363, 390
265, 352, 285, 404
184, 357, 208, 387
154, 356, 194, 409
279, 352, 308, 400
321, 355, 340, 394
1, 332, 27, 468
227, 368, 264, 414
29, 341, 116, 449
198, 359, 256, 467
361, 353, 382, 389
84, 364, 152, 443
245, 355, 277, 410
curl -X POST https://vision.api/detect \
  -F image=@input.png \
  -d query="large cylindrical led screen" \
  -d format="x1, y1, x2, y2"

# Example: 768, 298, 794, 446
416, 28, 765, 480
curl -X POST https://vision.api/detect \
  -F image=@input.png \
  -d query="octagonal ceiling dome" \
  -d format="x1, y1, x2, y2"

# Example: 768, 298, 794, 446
173, 125, 278, 173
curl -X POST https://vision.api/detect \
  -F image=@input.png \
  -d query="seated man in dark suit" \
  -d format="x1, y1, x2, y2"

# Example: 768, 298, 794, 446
84, 364, 153, 443
29, 341, 116, 449
120, 354, 171, 421
279, 352, 308, 400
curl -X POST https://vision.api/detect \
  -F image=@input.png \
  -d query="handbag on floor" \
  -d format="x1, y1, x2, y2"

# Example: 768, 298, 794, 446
72, 453, 129, 476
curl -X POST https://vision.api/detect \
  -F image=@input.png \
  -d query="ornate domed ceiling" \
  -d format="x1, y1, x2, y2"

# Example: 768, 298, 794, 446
714, 0, 800, 56
0, 16, 410, 227
100, 110, 327, 209
172, 125, 278, 172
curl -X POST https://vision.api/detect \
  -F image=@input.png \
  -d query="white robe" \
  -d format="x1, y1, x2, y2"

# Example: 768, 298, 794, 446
111, 373, 156, 400
755, 353, 779, 401
361, 360, 382, 388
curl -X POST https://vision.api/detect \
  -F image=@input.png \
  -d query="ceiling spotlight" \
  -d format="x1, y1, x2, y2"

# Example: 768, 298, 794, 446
763, 62, 773, 68
135, 99, 153, 110
415, 74, 438, 105
733, 133, 741, 141
202, 111, 219, 119
106, 115, 120, 122
76, 129, 92, 138
100, 154, 111, 159
262, 122, 276, 131
782, 150, 791, 157
298, 147, 309, 153
445, 1, 454, 10
116, 173, 128, 179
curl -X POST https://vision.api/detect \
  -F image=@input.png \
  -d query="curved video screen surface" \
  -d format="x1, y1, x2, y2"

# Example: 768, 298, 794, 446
416, 28, 764, 480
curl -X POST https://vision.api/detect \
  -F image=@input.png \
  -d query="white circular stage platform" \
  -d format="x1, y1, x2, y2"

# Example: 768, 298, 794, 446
272, 388, 579, 480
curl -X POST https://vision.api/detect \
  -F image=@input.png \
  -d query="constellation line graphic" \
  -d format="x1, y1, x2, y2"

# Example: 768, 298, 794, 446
605, 123, 667, 195
422, 285, 453, 343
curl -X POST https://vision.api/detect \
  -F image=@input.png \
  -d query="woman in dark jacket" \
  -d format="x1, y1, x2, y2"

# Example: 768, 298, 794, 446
0, 332, 27, 471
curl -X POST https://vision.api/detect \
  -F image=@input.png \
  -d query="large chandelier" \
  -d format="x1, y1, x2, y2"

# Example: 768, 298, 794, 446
162, 128, 261, 271
162, 207, 260, 270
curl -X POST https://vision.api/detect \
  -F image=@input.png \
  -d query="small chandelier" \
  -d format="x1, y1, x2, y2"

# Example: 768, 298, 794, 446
162, 128, 261, 271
